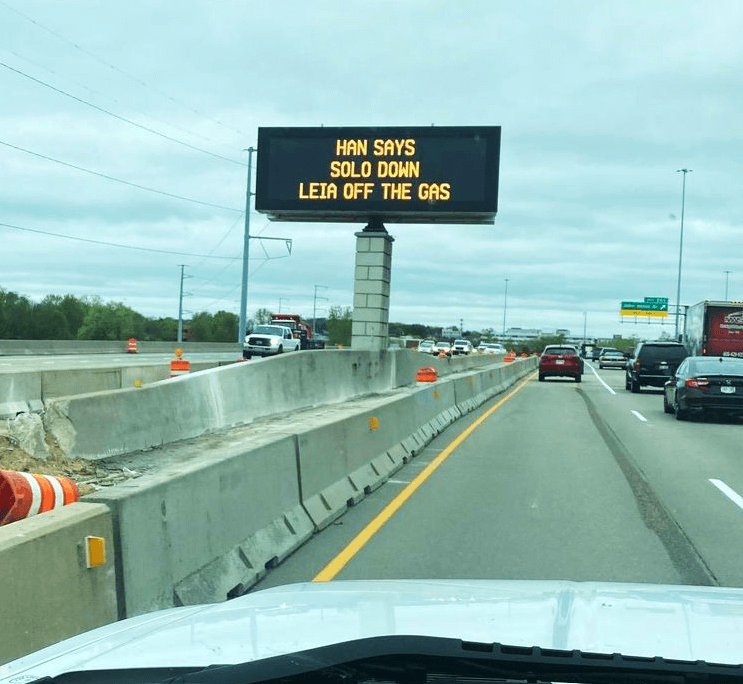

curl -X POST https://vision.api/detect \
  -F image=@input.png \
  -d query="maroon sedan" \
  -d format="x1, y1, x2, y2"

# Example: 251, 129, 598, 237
538, 345, 582, 383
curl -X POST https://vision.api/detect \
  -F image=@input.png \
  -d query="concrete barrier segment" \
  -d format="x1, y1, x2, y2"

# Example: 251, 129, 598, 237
43, 350, 407, 461
0, 401, 32, 419
296, 361, 533, 531
0, 371, 42, 418
41, 368, 122, 399
0, 339, 242, 356
0, 502, 116, 664
84, 432, 307, 618
296, 390, 435, 529
174, 505, 314, 606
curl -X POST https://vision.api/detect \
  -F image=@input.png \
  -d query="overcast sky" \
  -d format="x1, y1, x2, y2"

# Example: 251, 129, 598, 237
2, 1, 742, 339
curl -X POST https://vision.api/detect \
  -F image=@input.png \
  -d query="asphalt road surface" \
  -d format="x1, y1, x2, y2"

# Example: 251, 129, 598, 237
254, 362, 743, 592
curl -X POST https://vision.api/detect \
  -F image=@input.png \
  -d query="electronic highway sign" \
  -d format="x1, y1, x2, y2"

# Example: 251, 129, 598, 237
254, 126, 501, 224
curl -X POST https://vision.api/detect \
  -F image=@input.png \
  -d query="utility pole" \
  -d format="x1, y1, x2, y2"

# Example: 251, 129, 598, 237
177, 265, 192, 343
502, 278, 509, 337
724, 270, 731, 300
313, 285, 328, 336
238, 147, 255, 343
583, 311, 587, 345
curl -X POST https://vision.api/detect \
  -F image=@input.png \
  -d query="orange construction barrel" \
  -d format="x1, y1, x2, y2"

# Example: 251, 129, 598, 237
170, 348, 191, 377
416, 366, 439, 382
0, 469, 80, 526
127, 338, 138, 353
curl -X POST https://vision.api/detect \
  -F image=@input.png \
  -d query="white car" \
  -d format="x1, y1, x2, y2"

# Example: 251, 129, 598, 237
243, 325, 300, 359
478, 343, 505, 355
451, 339, 473, 355
431, 341, 451, 357
417, 339, 436, 353
4, 580, 743, 683
598, 350, 627, 369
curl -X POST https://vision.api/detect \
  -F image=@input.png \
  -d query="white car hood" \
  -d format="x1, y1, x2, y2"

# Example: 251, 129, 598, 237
3, 579, 743, 680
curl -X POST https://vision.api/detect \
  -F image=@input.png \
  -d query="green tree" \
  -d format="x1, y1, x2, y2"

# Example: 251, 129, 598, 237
0, 289, 34, 338
77, 301, 145, 340
144, 317, 178, 341
32, 301, 71, 339
189, 311, 215, 342
326, 305, 352, 346
212, 311, 238, 342
59, 295, 89, 337
253, 307, 272, 325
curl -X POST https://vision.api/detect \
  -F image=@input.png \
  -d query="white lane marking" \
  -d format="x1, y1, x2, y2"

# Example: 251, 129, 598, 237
588, 364, 616, 394
387, 479, 411, 485
710, 479, 743, 512
631, 410, 648, 422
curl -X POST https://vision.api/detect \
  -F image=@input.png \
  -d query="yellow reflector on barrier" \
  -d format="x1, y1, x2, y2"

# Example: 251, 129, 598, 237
85, 536, 106, 568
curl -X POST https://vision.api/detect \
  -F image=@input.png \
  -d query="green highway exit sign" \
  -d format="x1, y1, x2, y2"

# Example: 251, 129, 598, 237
620, 297, 669, 317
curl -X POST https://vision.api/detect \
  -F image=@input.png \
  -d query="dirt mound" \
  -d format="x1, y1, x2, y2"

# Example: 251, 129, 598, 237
1, 436, 100, 496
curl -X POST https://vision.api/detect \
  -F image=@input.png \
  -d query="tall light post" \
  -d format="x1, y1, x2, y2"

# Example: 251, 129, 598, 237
724, 270, 731, 300
674, 168, 692, 339
583, 311, 587, 346
502, 278, 509, 337
238, 147, 255, 343
177, 264, 192, 343
313, 285, 328, 337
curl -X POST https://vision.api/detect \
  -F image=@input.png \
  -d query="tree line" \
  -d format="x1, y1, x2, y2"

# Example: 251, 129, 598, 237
0, 287, 349, 343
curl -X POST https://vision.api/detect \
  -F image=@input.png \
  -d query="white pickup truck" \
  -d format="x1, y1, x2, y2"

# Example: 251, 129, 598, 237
243, 324, 300, 359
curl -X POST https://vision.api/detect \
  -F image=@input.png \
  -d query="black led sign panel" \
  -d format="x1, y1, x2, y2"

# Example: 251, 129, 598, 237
255, 126, 501, 224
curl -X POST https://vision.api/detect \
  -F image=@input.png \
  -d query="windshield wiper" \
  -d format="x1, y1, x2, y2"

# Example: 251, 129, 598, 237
36, 636, 743, 684
168, 635, 743, 684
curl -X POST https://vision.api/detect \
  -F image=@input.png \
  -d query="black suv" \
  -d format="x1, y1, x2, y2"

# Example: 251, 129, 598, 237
625, 341, 688, 393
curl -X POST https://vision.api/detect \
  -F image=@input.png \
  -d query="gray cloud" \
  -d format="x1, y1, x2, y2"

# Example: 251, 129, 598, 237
2, 0, 742, 340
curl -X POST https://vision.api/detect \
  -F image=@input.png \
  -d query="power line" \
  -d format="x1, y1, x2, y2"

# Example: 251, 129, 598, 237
1, 45, 236, 152
191, 213, 244, 275
0, 139, 242, 212
0, 221, 240, 259
0, 0, 245, 138
0, 59, 246, 167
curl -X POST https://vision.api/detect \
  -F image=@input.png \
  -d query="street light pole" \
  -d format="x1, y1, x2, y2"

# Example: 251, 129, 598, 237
502, 278, 509, 337
724, 270, 731, 300
177, 264, 192, 343
313, 285, 328, 337
674, 168, 692, 339
583, 311, 587, 345
238, 147, 255, 343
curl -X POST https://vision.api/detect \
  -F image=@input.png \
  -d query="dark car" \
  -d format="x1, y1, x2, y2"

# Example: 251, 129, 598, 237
625, 341, 688, 392
663, 356, 743, 420
538, 345, 582, 382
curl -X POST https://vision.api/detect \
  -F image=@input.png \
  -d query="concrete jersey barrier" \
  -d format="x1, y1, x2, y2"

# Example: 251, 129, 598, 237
0, 502, 117, 664
42, 349, 507, 461
84, 357, 536, 618
0, 355, 537, 660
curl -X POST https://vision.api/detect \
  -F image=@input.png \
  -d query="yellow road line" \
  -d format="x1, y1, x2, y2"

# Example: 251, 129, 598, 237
312, 371, 537, 582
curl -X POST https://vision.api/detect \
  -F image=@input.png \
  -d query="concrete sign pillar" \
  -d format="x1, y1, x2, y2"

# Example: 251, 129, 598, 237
352, 229, 394, 351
